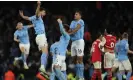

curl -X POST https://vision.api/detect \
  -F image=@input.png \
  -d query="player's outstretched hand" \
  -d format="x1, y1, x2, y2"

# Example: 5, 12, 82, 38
37, 1, 41, 5
19, 10, 24, 17
57, 18, 62, 23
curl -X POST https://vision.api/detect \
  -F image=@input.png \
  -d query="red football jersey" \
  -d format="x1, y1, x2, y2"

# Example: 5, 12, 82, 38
91, 39, 102, 63
104, 35, 116, 50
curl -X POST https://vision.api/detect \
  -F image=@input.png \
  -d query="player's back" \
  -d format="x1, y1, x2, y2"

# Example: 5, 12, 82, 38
104, 35, 116, 51
29, 15, 45, 35
70, 19, 84, 41
117, 39, 129, 61
91, 39, 102, 62
58, 34, 70, 56
50, 42, 59, 61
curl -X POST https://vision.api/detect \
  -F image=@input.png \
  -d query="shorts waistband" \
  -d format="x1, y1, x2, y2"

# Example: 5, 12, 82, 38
72, 39, 84, 42
36, 31, 45, 35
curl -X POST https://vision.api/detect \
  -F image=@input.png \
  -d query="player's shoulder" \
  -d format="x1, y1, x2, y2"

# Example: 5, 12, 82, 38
93, 39, 99, 44
78, 19, 84, 24
71, 20, 75, 23
14, 30, 18, 34
79, 19, 84, 22
23, 25, 28, 29
30, 15, 37, 20
112, 35, 116, 39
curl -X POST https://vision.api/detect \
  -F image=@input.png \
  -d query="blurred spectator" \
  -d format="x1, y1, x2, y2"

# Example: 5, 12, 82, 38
10, 42, 20, 58
4, 64, 15, 80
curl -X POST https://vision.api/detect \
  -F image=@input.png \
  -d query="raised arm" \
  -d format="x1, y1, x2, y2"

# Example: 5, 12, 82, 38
36, 1, 41, 17
57, 19, 68, 36
27, 24, 34, 28
19, 10, 30, 21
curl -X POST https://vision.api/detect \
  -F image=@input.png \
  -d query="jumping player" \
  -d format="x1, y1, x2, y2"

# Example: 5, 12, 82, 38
103, 29, 116, 80
19, 1, 48, 77
90, 32, 104, 80
14, 22, 33, 69
116, 32, 133, 80
69, 10, 85, 80
52, 18, 70, 80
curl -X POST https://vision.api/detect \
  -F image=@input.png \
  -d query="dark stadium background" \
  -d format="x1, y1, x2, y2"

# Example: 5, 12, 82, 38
0, 1, 133, 80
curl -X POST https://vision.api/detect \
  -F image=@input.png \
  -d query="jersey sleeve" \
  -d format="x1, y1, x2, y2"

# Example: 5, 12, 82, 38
29, 15, 36, 21
23, 26, 29, 30
59, 22, 70, 39
115, 43, 119, 53
14, 31, 18, 38
77, 20, 84, 27
125, 42, 129, 50
70, 21, 74, 29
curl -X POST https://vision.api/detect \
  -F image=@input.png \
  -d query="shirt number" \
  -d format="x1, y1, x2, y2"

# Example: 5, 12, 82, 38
110, 42, 115, 48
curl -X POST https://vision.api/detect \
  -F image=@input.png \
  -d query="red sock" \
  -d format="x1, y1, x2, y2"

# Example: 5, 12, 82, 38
107, 75, 112, 80
97, 70, 102, 80
91, 70, 97, 80
107, 69, 112, 80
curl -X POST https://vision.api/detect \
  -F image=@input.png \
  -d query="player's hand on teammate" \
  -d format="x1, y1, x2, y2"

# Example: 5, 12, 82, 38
57, 18, 62, 23
37, 1, 41, 5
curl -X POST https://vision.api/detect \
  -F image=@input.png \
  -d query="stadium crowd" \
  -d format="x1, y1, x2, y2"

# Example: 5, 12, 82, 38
0, 1, 133, 80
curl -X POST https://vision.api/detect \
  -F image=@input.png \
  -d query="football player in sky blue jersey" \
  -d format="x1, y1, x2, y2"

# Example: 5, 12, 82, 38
117, 33, 133, 80
50, 41, 67, 80
50, 42, 59, 80
14, 22, 33, 69
19, 1, 48, 78
52, 18, 70, 80
69, 10, 85, 80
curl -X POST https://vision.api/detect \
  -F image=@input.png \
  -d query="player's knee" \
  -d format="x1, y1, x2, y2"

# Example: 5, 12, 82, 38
20, 47, 25, 53
54, 65, 60, 69
77, 56, 83, 63
72, 56, 77, 64
126, 69, 132, 72
41, 46, 48, 54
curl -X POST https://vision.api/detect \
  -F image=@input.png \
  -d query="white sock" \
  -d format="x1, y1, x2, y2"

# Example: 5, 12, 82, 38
24, 62, 27, 66
40, 65, 44, 69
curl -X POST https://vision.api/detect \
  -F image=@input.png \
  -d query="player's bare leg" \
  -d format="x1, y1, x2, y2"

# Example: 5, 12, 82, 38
14, 46, 29, 69
39, 46, 49, 79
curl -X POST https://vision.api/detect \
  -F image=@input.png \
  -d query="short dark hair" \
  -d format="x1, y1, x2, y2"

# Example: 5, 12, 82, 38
75, 10, 82, 16
63, 24, 70, 32
96, 32, 102, 39
122, 32, 128, 39
40, 7, 46, 12
106, 28, 114, 34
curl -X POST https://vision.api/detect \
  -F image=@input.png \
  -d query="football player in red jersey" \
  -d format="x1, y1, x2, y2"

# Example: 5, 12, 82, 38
103, 29, 116, 80
90, 32, 104, 80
